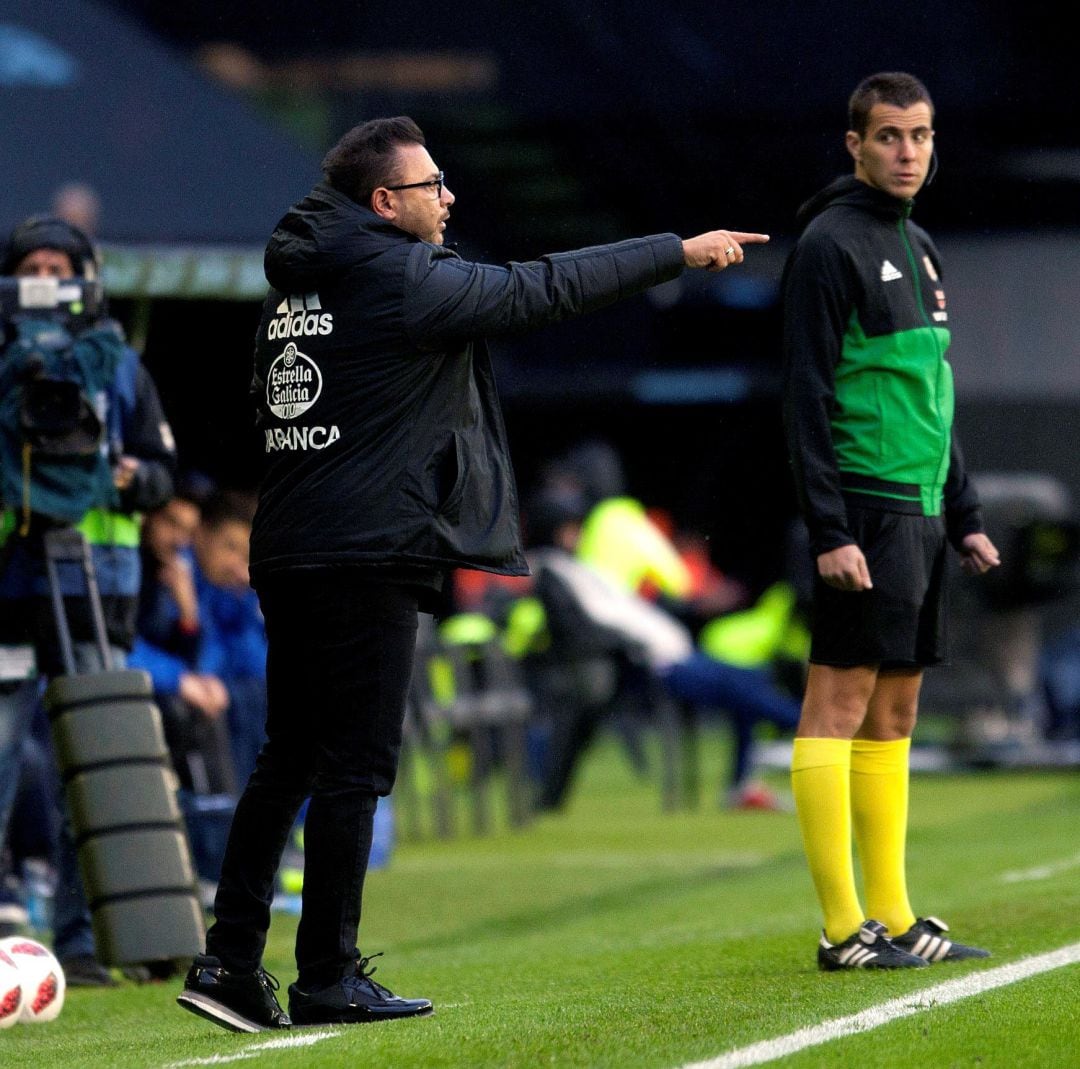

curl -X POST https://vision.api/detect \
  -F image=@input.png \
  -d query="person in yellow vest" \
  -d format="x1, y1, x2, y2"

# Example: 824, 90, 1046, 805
522, 484, 804, 809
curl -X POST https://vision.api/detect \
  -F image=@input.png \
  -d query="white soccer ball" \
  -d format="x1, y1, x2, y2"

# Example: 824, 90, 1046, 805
0, 937, 65, 1024
0, 949, 22, 1029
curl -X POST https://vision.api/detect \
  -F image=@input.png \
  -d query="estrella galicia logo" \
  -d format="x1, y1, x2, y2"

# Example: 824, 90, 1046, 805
267, 343, 322, 419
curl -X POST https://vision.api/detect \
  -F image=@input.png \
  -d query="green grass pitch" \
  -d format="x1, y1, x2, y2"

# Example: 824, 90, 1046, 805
3, 726, 1078, 1068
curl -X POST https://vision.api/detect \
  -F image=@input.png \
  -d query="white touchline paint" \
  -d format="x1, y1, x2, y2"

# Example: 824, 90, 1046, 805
678, 943, 1080, 1069
1000, 851, 1080, 883
388, 851, 767, 873
165, 1030, 340, 1067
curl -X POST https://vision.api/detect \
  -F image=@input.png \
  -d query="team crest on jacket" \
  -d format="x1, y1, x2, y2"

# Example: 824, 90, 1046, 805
267, 343, 322, 419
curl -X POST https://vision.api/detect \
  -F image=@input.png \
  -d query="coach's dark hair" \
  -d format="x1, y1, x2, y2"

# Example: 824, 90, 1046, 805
848, 72, 933, 136
321, 117, 426, 206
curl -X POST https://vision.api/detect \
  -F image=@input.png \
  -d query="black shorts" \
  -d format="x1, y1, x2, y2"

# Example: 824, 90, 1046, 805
810, 506, 948, 668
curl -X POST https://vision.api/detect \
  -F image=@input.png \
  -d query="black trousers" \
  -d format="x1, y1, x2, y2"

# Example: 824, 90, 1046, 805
205, 571, 419, 989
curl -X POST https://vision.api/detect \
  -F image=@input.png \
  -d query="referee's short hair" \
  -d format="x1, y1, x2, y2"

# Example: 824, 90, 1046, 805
848, 72, 934, 136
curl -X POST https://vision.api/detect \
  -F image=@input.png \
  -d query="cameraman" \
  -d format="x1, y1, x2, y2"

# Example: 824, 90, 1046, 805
0, 217, 176, 985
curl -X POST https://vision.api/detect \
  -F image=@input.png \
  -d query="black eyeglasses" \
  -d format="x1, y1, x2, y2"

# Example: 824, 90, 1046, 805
385, 171, 445, 198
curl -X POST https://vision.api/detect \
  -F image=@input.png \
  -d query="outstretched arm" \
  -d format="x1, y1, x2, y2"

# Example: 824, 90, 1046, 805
405, 229, 769, 348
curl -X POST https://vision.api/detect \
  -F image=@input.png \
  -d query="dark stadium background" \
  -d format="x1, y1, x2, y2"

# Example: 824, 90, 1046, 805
8, 0, 1076, 593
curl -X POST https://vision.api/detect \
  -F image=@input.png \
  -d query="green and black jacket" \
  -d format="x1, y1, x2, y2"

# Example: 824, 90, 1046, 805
781, 175, 983, 558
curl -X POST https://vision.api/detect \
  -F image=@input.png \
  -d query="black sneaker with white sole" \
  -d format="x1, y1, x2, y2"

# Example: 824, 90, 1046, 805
177, 954, 292, 1032
818, 919, 929, 971
288, 953, 433, 1025
892, 916, 990, 963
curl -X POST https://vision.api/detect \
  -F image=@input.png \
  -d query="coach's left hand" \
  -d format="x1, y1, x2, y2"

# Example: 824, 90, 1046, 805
959, 532, 1000, 575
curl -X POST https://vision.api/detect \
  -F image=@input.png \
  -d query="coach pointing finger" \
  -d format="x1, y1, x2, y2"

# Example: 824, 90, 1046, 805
178, 114, 769, 1033
683, 229, 770, 270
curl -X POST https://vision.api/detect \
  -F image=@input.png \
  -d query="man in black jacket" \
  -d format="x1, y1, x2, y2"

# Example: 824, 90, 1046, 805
781, 73, 999, 972
178, 115, 768, 1033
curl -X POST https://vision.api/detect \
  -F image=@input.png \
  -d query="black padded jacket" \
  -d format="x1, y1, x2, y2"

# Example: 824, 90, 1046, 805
249, 181, 685, 580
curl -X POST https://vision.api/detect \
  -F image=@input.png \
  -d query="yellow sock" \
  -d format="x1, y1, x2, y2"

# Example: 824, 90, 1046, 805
791, 737, 864, 944
850, 738, 917, 936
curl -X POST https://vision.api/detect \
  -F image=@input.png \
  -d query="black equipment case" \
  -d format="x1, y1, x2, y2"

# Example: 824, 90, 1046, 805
40, 528, 205, 968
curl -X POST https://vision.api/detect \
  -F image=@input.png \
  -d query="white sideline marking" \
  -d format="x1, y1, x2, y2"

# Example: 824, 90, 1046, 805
678, 943, 1080, 1069
165, 1030, 340, 1066
1000, 851, 1080, 883
390, 851, 767, 873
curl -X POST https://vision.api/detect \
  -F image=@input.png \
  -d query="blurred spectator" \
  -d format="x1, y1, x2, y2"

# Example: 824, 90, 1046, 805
529, 440, 697, 780
132, 487, 266, 788
521, 484, 802, 809
543, 438, 692, 599
51, 182, 102, 238
191, 489, 266, 787
131, 478, 235, 854
538, 438, 749, 629
130, 486, 266, 884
